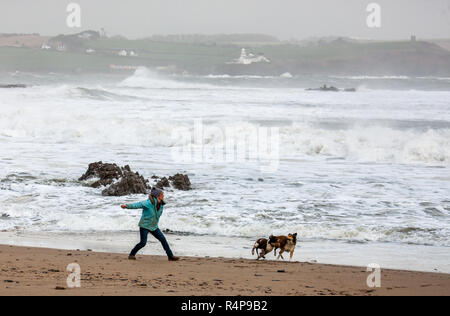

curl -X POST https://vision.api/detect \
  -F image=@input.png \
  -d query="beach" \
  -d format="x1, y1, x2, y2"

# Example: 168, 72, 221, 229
0, 245, 449, 296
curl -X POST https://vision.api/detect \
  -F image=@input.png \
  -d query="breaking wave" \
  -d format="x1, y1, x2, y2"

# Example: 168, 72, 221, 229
1, 70, 449, 166
119, 67, 219, 89
281, 124, 450, 165
3, 201, 448, 247
0, 100, 449, 165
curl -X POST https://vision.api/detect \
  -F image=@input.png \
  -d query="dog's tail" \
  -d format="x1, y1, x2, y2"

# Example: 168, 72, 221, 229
251, 242, 259, 256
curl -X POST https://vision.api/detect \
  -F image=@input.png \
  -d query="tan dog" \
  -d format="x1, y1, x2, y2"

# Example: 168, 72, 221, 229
271, 233, 298, 260
252, 235, 278, 260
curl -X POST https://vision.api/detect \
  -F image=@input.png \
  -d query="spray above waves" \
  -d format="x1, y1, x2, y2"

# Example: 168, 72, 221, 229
119, 67, 219, 90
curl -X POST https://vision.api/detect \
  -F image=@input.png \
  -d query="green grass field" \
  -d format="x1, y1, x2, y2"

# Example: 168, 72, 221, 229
1, 38, 449, 76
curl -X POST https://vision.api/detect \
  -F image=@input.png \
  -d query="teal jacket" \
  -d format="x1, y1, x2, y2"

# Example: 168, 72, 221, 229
126, 198, 164, 231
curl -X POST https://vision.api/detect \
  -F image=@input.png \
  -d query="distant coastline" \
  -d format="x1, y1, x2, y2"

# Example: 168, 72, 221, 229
1, 32, 450, 76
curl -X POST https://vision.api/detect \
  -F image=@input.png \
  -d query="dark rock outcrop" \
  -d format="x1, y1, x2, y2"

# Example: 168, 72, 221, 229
156, 177, 170, 188
169, 173, 192, 191
306, 85, 339, 92
79, 162, 150, 196
152, 173, 192, 191
306, 85, 356, 92
79, 162, 192, 195
101, 167, 150, 196
79, 161, 123, 188
0, 84, 27, 89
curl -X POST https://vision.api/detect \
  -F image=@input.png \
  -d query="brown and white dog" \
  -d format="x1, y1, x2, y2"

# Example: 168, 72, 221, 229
271, 233, 298, 260
252, 235, 278, 260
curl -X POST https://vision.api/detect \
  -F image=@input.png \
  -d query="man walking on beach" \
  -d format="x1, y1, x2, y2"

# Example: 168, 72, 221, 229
121, 187, 180, 261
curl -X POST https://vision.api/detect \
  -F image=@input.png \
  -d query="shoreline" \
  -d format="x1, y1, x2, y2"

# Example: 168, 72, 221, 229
1, 231, 449, 274
1, 244, 449, 296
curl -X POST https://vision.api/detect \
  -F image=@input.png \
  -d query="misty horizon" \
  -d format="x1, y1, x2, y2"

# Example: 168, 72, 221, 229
1, 0, 449, 40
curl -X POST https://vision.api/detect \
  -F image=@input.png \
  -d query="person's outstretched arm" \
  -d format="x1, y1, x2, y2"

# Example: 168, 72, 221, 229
121, 201, 145, 209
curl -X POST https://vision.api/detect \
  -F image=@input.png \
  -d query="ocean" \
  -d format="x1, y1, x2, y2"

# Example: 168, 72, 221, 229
0, 68, 449, 272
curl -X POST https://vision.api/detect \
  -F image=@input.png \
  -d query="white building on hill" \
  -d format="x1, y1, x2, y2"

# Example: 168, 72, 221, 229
227, 48, 270, 65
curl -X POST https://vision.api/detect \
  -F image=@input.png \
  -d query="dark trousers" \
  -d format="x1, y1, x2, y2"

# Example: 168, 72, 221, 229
130, 227, 174, 259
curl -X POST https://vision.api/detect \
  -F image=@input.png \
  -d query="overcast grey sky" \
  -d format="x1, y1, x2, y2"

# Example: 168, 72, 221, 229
1, 0, 449, 40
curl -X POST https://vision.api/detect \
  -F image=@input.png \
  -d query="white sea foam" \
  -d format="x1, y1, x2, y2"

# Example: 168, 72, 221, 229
1, 96, 449, 165
331, 75, 411, 80
204, 74, 278, 79
0, 71, 449, 254
280, 72, 293, 78
3, 196, 449, 247
281, 124, 450, 165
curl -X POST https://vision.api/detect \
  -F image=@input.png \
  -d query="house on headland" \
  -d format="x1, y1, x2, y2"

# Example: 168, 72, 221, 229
227, 48, 270, 65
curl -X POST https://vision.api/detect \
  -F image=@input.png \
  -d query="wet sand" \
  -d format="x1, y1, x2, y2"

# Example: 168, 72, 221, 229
0, 245, 449, 296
